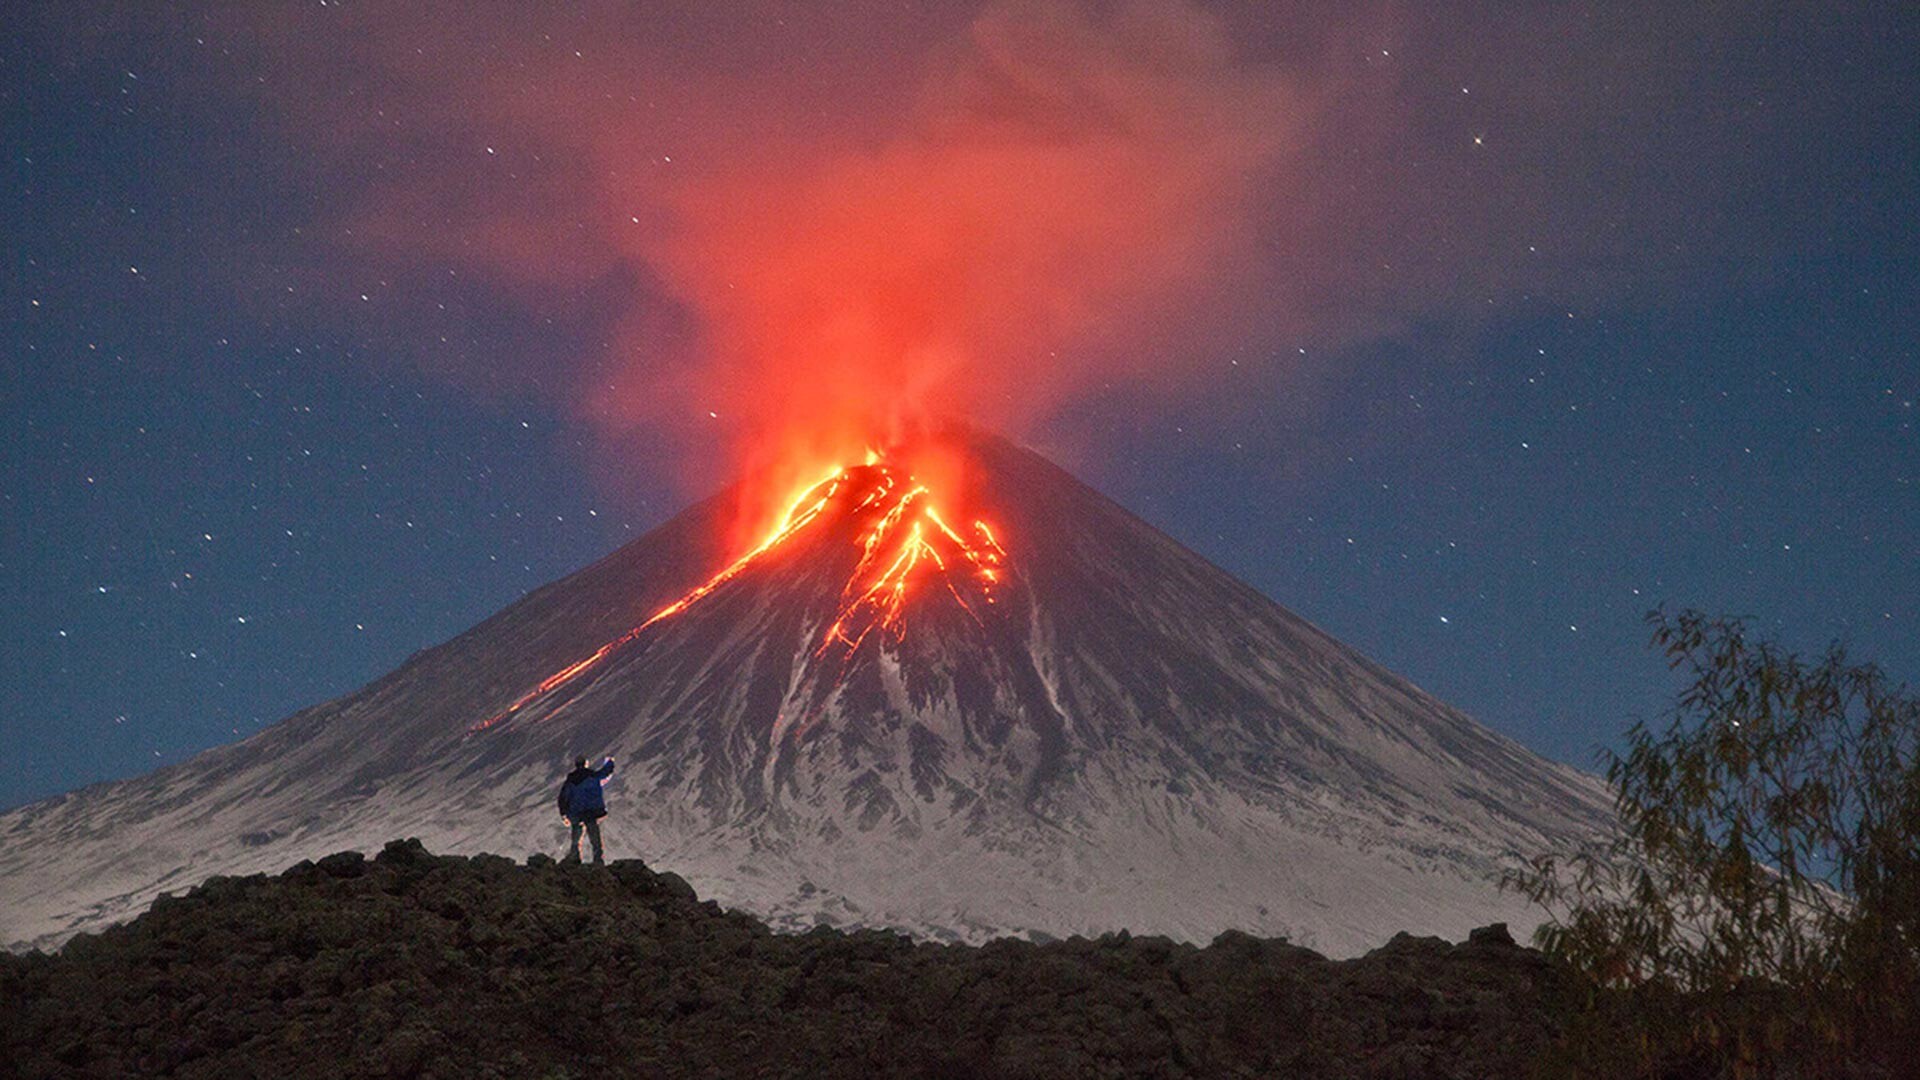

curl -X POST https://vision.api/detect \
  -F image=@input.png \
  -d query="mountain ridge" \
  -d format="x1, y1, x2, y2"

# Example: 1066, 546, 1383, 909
0, 430, 1610, 954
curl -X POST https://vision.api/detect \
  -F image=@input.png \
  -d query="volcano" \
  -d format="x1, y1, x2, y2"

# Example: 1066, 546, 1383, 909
0, 430, 1609, 955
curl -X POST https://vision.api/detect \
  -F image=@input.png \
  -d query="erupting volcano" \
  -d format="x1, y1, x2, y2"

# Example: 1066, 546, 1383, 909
0, 429, 1610, 956
475, 450, 1009, 734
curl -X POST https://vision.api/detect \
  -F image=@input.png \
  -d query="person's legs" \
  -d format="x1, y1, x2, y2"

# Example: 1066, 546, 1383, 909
586, 817, 604, 864
566, 820, 584, 862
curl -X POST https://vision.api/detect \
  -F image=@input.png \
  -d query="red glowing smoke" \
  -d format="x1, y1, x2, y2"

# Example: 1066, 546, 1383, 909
225, 0, 1303, 547
211, 0, 1817, 544
624, 1, 1301, 541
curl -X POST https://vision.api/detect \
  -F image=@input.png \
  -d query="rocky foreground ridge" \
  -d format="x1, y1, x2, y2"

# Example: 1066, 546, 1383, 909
2, 840, 1588, 1079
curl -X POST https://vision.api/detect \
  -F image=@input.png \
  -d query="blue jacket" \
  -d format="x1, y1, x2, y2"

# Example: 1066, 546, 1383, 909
558, 760, 615, 822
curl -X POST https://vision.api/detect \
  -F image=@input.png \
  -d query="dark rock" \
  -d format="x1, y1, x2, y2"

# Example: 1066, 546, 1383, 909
654, 871, 697, 901
1208, 927, 1264, 959
1368, 931, 1450, 958
1467, 922, 1517, 949
315, 850, 367, 878
375, 837, 437, 869
605, 857, 651, 878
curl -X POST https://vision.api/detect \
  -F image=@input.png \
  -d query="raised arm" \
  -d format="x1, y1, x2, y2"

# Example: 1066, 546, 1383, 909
595, 757, 616, 780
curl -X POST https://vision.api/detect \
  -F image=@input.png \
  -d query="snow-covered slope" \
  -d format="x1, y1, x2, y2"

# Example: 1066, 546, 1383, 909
0, 430, 1610, 955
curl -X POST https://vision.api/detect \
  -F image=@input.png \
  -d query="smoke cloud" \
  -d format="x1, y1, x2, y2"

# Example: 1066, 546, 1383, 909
202, 0, 1853, 533
631, 0, 1302, 523
224, 0, 1310, 539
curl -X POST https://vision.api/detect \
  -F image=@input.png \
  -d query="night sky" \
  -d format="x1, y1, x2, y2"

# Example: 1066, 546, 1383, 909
4, 2, 1916, 810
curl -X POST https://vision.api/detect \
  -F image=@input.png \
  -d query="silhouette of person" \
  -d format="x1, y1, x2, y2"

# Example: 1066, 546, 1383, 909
557, 754, 616, 864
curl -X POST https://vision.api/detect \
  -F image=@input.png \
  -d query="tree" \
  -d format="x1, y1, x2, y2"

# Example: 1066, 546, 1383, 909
1509, 610, 1919, 1075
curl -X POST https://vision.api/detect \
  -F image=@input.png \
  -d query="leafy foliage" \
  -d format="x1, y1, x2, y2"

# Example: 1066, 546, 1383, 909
1509, 610, 1919, 1074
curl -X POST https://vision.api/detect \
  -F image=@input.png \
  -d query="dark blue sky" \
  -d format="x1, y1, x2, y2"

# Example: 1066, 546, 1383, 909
4, 2, 1917, 809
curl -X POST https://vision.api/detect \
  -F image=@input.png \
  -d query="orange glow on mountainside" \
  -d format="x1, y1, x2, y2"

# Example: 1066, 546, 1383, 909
470, 449, 1004, 733
813, 471, 1006, 659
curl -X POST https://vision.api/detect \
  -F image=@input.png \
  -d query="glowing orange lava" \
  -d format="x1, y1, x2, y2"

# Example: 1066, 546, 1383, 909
470, 453, 1005, 733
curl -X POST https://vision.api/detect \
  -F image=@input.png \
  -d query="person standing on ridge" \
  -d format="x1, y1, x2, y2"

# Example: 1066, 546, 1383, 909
557, 754, 616, 864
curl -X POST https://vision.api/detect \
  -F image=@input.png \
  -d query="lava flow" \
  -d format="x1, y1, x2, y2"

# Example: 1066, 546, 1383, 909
470, 453, 1006, 733
812, 467, 1005, 659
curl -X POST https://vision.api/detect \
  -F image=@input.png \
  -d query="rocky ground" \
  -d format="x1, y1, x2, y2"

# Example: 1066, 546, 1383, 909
0, 840, 1612, 1078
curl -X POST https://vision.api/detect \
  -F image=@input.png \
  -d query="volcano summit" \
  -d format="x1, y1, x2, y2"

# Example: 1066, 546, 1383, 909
0, 430, 1609, 955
